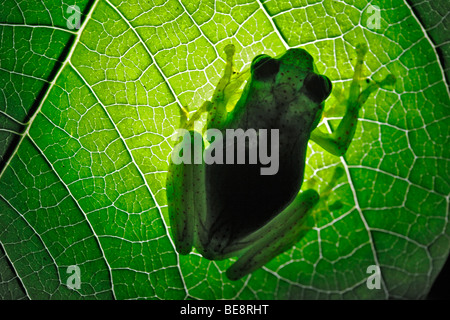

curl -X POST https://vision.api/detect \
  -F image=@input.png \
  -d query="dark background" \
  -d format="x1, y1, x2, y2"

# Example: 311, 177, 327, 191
427, 255, 450, 299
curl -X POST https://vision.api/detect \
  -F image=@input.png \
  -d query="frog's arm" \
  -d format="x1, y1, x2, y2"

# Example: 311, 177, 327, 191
181, 44, 250, 132
207, 44, 250, 130
310, 44, 396, 157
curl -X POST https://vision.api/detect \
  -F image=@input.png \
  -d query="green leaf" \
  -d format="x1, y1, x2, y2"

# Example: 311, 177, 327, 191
0, 0, 449, 300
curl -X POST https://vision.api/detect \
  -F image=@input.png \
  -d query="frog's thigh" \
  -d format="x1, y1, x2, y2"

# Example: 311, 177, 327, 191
167, 131, 205, 255
226, 189, 319, 280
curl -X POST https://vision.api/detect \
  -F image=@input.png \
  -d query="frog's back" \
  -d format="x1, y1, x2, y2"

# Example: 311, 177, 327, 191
200, 48, 332, 258
204, 133, 308, 243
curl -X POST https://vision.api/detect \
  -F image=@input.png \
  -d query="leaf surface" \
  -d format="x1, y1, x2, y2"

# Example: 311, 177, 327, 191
0, 0, 449, 299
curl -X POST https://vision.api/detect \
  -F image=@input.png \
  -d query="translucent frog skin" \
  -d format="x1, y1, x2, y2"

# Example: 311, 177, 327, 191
166, 44, 395, 280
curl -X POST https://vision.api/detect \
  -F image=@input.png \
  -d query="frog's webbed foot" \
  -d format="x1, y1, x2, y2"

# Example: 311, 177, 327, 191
225, 189, 320, 281
178, 101, 212, 131
310, 43, 396, 157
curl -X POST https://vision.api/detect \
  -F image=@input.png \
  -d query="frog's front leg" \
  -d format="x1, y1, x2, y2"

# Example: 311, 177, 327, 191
226, 189, 319, 281
310, 44, 396, 156
181, 44, 250, 132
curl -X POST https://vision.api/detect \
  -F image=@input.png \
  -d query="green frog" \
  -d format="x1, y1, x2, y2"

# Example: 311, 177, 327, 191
166, 44, 395, 280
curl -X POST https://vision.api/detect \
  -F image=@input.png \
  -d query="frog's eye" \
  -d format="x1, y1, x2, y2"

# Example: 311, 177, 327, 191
251, 54, 280, 79
303, 73, 332, 103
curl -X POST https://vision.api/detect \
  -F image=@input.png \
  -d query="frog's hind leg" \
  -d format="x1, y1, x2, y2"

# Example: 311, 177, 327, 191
167, 130, 206, 255
226, 189, 319, 281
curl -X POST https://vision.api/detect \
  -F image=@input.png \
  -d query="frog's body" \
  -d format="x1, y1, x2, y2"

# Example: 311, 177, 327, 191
202, 49, 329, 259
166, 44, 395, 280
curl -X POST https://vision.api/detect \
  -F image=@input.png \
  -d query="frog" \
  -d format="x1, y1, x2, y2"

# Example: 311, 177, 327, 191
166, 44, 396, 281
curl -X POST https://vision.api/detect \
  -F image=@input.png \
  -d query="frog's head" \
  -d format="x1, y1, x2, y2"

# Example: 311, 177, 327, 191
250, 48, 332, 105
